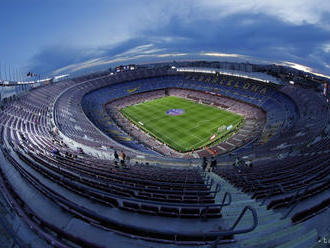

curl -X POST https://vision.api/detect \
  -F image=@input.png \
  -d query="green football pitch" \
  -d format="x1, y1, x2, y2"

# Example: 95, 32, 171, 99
120, 96, 244, 152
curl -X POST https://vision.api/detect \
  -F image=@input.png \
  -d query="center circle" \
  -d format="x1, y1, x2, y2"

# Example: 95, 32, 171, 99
166, 109, 185, 116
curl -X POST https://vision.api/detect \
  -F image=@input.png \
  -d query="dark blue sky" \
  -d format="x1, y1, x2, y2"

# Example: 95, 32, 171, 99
1, 0, 330, 79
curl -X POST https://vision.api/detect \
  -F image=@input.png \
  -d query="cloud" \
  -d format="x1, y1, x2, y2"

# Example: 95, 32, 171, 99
156, 53, 188, 58
323, 43, 330, 53
24, 1, 330, 78
200, 52, 247, 58
114, 44, 165, 57
281, 61, 330, 79
196, 0, 330, 28
50, 43, 166, 74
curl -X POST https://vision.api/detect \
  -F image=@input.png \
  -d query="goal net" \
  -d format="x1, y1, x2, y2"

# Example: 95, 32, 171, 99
218, 125, 226, 133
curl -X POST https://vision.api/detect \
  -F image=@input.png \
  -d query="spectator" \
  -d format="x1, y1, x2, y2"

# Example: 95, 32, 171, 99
114, 150, 119, 160
120, 158, 125, 168
52, 148, 60, 158
233, 157, 240, 167
246, 159, 253, 168
120, 150, 126, 161
202, 157, 207, 171
211, 157, 217, 170
20, 133, 26, 142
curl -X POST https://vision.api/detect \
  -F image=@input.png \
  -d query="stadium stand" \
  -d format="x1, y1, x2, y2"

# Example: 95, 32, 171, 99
0, 63, 329, 247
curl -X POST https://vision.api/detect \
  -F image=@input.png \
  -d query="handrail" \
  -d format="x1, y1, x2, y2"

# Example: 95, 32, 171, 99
201, 190, 231, 221
230, 205, 258, 232
214, 183, 221, 197
209, 205, 258, 248
2, 139, 253, 246
2, 139, 259, 246
219, 191, 232, 213
200, 206, 210, 221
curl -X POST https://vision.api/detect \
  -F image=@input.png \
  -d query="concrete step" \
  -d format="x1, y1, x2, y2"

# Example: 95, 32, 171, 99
238, 223, 307, 248
207, 171, 319, 248
64, 218, 210, 248
276, 228, 318, 248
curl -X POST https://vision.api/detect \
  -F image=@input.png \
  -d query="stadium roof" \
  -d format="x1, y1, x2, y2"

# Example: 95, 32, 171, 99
176, 67, 284, 85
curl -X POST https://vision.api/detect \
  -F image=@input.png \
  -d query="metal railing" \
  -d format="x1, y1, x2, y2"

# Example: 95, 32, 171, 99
209, 205, 258, 247
201, 191, 231, 221
1, 143, 255, 246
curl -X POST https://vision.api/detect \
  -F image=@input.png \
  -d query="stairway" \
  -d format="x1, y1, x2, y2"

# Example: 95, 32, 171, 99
207, 172, 319, 248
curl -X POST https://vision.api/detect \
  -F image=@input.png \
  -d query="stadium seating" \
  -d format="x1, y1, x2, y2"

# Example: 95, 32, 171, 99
0, 65, 328, 247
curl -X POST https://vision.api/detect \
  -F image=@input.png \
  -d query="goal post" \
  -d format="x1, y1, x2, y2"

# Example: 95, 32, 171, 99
218, 125, 226, 133
210, 125, 227, 141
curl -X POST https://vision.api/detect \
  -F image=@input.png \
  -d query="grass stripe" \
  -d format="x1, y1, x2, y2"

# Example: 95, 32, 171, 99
121, 96, 244, 152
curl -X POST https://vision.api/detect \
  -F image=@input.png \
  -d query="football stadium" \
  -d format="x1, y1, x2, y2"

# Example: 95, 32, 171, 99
0, 2, 329, 248
0, 61, 329, 248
